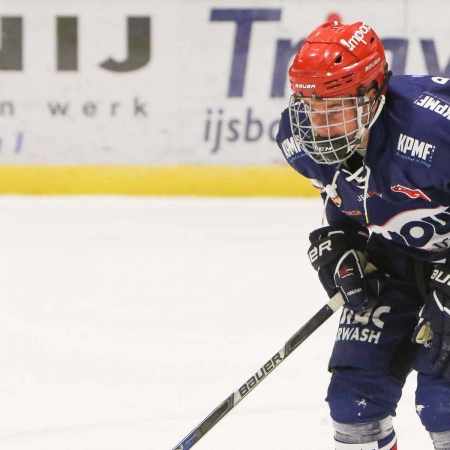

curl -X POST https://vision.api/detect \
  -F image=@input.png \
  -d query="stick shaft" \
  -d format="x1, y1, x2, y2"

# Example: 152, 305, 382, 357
172, 294, 344, 450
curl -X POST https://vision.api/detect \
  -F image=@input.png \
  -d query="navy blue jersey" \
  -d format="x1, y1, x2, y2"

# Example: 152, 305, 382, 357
277, 75, 450, 264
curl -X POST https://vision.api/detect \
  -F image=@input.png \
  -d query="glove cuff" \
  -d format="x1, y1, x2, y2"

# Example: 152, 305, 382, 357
308, 225, 369, 270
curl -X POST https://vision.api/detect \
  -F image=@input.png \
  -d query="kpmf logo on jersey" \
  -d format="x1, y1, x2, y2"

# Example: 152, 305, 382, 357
396, 133, 435, 167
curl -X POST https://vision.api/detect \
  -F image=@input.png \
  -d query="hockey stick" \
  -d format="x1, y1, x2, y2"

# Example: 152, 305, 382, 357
172, 292, 345, 450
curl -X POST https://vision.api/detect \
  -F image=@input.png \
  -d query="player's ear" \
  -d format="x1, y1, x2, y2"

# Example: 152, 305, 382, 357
367, 87, 378, 101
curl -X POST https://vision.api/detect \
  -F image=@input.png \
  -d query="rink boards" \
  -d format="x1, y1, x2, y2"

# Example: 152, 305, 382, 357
0, 166, 317, 196
1, 0, 449, 195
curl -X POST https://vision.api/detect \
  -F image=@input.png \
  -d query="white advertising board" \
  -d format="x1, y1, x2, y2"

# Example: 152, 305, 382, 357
1, 0, 449, 165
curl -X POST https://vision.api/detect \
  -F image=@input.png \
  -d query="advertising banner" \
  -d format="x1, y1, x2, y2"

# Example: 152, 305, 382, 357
0, 0, 449, 193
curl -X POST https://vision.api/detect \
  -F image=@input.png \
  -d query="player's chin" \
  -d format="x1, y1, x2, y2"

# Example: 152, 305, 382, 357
311, 137, 351, 163
322, 148, 349, 163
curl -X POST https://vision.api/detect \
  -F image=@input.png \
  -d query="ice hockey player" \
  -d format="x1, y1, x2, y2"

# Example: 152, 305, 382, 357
276, 21, 450, 449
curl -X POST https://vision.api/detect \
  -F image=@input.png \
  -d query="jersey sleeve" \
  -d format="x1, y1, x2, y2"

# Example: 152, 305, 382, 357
276, 108, 311, 176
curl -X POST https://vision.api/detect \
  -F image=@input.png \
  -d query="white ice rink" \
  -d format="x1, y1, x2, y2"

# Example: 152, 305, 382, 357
0, 196, 434, 449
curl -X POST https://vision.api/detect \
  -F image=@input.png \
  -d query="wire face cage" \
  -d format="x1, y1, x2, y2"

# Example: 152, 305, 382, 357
288, 94, 377, 165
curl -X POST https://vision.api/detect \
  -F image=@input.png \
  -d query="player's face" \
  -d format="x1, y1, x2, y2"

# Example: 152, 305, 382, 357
303, 98, 359, 140
289, 90, 379, 164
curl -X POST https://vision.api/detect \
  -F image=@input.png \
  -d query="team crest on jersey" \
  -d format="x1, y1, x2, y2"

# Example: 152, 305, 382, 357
391, 184, 431, 202
311, 178, 342, 207
331, 195, 342, 207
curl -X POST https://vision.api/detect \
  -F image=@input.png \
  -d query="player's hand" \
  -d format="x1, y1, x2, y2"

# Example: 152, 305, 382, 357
413, 265, 450, 379
308, 225, 388, 312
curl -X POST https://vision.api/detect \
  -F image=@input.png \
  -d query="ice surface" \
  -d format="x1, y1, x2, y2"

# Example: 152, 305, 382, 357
0, 196, 432, 449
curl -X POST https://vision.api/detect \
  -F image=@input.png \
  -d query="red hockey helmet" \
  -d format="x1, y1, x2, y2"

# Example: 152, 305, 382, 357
289, 21, 388, 98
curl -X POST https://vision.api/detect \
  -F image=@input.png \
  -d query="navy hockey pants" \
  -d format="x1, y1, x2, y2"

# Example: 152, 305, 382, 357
326, 278, 450, 433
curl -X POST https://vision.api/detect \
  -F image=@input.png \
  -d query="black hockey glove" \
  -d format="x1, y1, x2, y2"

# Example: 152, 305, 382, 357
413, 265, 450, 379
308, 225, 388, 312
